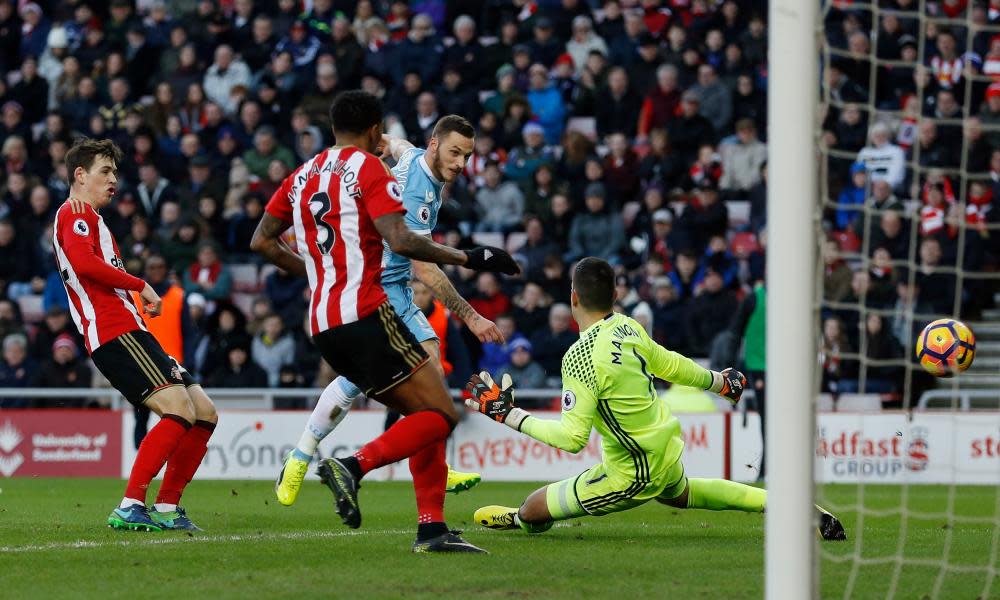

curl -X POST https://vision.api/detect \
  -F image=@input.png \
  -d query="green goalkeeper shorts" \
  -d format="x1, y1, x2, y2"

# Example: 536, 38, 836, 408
546, 458, 689, 519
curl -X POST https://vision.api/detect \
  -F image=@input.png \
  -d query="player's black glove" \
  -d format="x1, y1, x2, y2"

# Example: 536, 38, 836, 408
465, 371, 530, 431
709, 367, 747, 405
463, 246, 521, 275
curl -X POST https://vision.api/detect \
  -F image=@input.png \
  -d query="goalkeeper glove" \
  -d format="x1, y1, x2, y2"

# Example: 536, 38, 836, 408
708, 367, 747, 405
465, 371, 531, 431
463, 246, 521, 275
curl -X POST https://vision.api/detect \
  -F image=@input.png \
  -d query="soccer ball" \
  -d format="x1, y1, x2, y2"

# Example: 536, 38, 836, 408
915, 319, 976, 377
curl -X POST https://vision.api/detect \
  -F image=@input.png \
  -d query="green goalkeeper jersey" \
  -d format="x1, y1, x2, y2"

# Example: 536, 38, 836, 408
520, 312, 713, 485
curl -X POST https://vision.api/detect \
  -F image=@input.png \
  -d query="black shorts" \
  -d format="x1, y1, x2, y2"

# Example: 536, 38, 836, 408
313, 301, 429, 397
91, 329, 195, 406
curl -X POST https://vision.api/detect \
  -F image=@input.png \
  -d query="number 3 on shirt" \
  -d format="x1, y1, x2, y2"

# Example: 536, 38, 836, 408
308, 191, 336, 255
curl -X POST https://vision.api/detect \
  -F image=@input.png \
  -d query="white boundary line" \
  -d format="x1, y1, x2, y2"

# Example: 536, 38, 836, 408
0, 528, 414, 554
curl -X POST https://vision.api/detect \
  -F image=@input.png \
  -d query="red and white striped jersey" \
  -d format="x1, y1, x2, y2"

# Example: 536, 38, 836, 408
265, 146, 406, 335
52, 201, 147, 354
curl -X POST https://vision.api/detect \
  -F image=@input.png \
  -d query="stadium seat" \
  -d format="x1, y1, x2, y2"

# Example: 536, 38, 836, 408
727, 200, 750, 227
231, 292, 257, 317
16, 294, 44, 324
472, 232, 504, 249
730, 232, 759, 258
258, 263, 277, 287
230, 263, 260, 293
622, 201, 642, 228
565, 116, 597, 140
506, 231, 527, 254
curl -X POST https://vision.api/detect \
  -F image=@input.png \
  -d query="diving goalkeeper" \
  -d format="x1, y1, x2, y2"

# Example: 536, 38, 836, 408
468, 257, 846, 541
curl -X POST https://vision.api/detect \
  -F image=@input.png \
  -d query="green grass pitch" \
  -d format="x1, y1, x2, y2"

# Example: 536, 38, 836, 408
1, 479, 998, 599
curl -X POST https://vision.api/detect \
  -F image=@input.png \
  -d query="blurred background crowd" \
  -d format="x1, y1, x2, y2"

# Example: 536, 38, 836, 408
0, 0, 990, 409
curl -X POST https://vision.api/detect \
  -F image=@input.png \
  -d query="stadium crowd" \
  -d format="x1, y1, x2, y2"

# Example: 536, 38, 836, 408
0, 0, 988, 409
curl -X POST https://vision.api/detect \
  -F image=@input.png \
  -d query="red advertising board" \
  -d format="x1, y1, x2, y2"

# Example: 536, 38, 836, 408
0, 410, 121, 477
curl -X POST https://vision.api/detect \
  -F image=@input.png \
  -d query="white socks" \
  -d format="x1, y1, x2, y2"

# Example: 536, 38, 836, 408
119, 497, 144, 509
295, 376, 364, 459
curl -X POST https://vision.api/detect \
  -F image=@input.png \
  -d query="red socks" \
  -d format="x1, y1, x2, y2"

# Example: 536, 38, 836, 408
409, 439, 447, 524
354, 410, 451, 476
124, 415, 189, 503
156, 420, 216, 506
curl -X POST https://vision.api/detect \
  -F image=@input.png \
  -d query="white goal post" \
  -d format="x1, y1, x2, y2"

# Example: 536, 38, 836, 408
766, 1, 820, 599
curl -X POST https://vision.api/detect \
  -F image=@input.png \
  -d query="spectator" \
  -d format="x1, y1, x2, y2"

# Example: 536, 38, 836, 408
511, 281, 551, 335
690, 64, 732, 135
499, 338, 548, 394
685, 267, 739, 358
517, 216, 560, 278
475, 160, 524, 232
393, 13, 442, 86
530, 303, 576, 380
264, 267, 308, 327
649, 277, 687, 352
676, 180, 728, 254
638, 64, 682, 138
504, 122, 554, 185
820, 316, 856, 397
206, 344, 268, 388
469, 272, 511, 324
203, 44, 251, 115
299, 62, 342, 130
31, 305, 82, 363
436, 66, 480, 124
595, 66, 642, 139
528, 17, 562, 67
242, 126, 295, 180
201, 303, 250, 380
856, 122, 906, 191
0, 333, 36, 408
566, 15, 609, 76
836, 162, 867, 231
176, 154, 226, 209
526, 63, 566, 145
603, 132, 641, 204
915, 237, 956, 314
183, 242, 233, 302
719, 119, 767, 199
566, 183, 625, 264
274, 19, 321, 71
252, 314, 296, 387
35, 334, 91, 404
479, 313, 523, 374
668, 90, 716, 165
443, 15, 485, 88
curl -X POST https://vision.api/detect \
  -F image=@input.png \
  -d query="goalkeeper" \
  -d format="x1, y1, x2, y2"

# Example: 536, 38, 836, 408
468, 257, 846, 541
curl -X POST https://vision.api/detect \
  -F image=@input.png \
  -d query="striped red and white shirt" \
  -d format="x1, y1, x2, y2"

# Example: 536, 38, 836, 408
265, 146, 406, 336
52, 201, 147, 354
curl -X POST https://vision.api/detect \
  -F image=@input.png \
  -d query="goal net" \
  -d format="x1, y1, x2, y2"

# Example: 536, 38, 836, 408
816, 0, 1000, 597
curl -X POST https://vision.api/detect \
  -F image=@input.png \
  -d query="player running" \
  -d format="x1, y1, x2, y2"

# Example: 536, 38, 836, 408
274, 116, 495, 507
53, 139, 218, 532
468, 257, 847, 541
251, 91, 519, 553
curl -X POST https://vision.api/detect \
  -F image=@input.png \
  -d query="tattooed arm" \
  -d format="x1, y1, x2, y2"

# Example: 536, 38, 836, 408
412, 259, 504, 344
250, 213, 307, 278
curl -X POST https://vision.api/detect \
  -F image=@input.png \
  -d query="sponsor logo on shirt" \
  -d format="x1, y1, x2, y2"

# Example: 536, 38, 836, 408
418, 205, 431, 224
73, 219, 89, 236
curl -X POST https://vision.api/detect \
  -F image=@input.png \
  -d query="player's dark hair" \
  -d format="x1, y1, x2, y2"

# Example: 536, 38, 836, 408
65, 138, 123, 185
329, 90, 383, 135
431, 115, 475, 140
573, 257, 615, 312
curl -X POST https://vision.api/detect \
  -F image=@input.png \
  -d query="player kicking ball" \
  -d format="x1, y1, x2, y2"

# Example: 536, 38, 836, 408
274, 117, 494, 507
53, 139, 218, 532
467, 257, 846, 541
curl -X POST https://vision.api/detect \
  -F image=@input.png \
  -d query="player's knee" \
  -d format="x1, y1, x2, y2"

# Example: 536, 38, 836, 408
656, 487, 689, 509
197, 400, 219, 425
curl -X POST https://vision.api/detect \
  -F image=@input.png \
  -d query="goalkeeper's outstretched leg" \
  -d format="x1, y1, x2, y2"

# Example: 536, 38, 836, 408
476, 463, 847, 541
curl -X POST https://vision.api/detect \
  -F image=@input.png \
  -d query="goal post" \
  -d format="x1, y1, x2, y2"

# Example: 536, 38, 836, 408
766, 1, 820, 599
